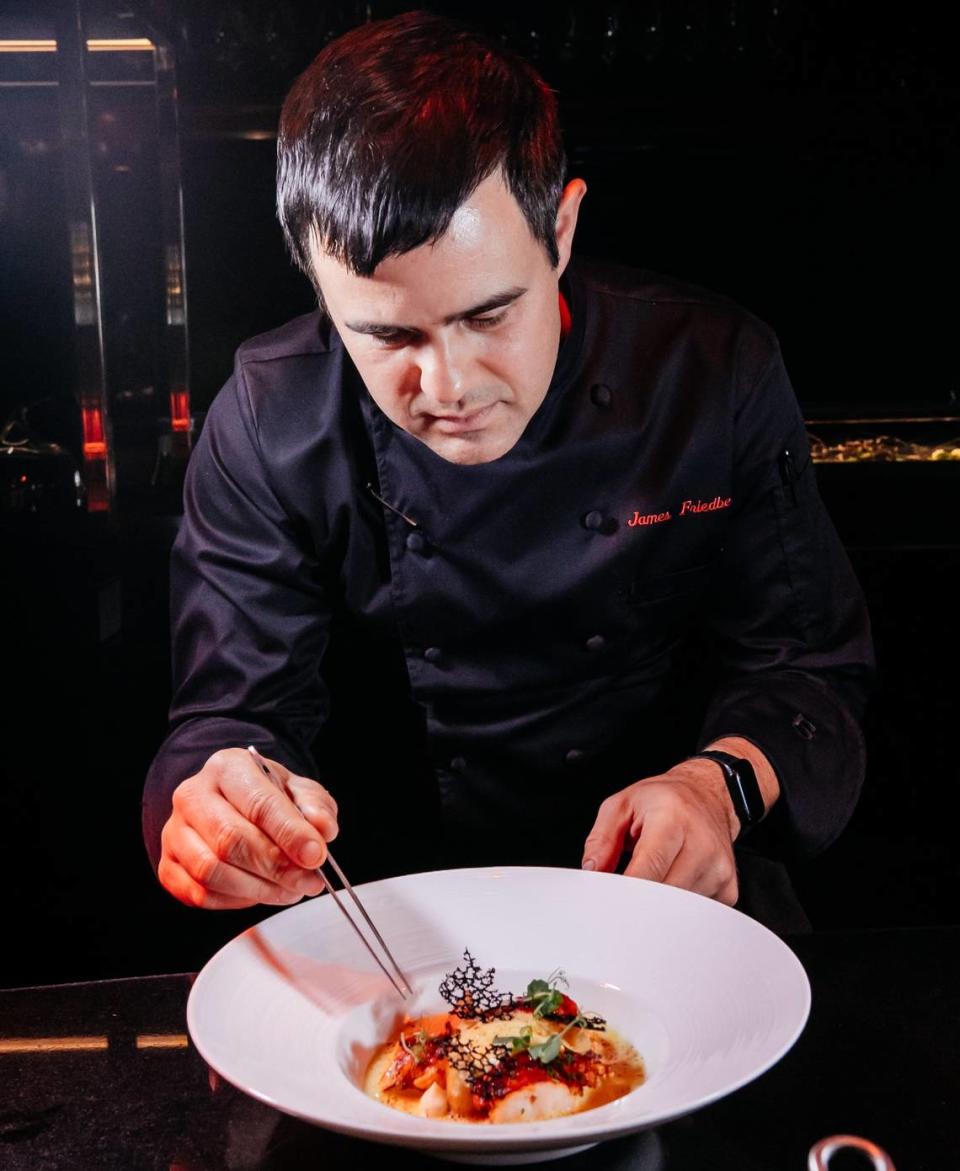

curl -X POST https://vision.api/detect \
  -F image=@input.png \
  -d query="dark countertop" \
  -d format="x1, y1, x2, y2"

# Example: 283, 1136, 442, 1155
0, 926, 956, 1171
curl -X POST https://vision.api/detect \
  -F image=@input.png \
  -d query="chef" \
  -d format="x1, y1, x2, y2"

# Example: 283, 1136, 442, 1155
142, 11, 874, 932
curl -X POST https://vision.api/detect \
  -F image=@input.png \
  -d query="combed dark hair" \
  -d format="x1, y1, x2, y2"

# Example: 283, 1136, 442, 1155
276, 10, 566, 285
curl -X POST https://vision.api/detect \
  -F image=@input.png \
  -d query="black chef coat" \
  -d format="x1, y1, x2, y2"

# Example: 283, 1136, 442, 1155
142, 258, 874, 926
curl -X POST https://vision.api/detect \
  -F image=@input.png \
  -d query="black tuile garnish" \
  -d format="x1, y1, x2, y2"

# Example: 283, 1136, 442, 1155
439, 950, 516, 1020
445, 1034, 512, 1095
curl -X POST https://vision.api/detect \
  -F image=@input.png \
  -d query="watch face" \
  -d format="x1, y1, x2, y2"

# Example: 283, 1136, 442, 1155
729, 759, 765, 826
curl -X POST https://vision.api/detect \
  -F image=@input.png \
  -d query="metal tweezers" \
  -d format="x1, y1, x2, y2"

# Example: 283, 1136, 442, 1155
247, 746, 413, 1000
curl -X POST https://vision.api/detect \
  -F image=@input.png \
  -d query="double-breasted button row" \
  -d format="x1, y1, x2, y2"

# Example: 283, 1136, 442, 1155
405, 531, 428, 553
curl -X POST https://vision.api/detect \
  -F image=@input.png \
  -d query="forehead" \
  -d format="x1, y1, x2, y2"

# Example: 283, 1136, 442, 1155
309, 173, 548, 323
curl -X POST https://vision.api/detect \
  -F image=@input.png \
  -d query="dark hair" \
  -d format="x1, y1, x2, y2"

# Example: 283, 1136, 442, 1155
276, 10, 566, 287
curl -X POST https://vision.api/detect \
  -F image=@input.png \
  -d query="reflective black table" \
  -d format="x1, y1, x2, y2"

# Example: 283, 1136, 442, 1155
0, 928, 955, 1170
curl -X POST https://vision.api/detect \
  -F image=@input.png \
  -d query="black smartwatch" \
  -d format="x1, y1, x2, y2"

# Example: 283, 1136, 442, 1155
688, 750, 765, 829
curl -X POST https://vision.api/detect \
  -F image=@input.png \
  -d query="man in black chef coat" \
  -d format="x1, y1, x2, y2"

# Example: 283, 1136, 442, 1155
143, 11, 873, 931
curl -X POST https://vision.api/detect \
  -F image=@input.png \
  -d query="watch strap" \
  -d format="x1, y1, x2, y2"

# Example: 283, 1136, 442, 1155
687, 750, 765, 828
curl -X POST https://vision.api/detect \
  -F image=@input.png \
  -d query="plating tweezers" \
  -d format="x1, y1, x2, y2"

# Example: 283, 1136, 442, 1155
247, 745, 413, 1000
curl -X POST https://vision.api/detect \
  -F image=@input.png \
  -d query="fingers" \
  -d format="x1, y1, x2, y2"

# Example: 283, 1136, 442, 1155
581, 794, 633, 872
284, 774, 339, 844
625, 804, 738, 903
622, 813, 685, 883
585, 776, 739, 905
660, 835, 739, 905
214, 752, 333, 869
160, 823, 313, 910
158, 748, 340, 910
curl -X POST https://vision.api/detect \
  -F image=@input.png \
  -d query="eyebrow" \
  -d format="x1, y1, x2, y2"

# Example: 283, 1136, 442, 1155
344, 285, 528, 336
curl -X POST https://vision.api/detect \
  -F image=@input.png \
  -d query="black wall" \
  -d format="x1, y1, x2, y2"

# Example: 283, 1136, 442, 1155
0, 1, 957, 986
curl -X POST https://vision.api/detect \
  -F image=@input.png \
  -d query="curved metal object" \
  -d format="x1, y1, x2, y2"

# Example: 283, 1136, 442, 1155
809, 1134, 896, 1171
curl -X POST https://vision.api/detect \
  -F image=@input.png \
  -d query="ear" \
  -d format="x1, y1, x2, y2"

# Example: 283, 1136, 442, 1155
554, 178, 588, 276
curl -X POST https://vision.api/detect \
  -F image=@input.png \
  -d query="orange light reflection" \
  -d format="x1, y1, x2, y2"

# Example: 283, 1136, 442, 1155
0, 39, 155, 53
0, 1035, 108, 1053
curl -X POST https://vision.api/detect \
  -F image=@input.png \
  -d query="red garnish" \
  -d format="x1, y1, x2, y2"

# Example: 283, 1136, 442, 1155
554, 994, 579, 1019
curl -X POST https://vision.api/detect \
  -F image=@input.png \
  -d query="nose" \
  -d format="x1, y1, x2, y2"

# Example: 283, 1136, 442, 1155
417, 338, 467, 406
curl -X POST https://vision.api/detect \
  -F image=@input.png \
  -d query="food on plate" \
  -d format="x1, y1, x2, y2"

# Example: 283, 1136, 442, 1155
363, 951, 644, 1123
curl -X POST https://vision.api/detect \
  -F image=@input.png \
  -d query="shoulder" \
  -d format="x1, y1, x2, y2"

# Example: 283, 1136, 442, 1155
226, 310, 354, 427
571, 256, 780, 379
201, 309, 353, 456
573, 255, 762, 319
234, 309, 334, 370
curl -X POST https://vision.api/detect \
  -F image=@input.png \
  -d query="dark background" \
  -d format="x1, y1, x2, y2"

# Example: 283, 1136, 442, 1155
0, 1, 957, 987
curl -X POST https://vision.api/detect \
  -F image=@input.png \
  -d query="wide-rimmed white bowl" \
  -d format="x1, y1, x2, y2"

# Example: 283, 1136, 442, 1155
187, 867, 809, 1165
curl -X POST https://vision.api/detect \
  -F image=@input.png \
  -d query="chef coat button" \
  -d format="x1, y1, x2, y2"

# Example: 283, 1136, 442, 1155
450, 756, 467, 774
582, 510, 605, 531
405, 531, 427, 553
585, 634, 606, 652
424, 646, 443, 664
565, 749, 585, 766
590, 383, 612, 409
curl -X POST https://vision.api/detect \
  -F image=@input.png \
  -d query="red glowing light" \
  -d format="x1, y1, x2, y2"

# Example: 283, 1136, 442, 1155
559, 291, 572, 339
170, 390, 191, 433
82, 405, 107, 458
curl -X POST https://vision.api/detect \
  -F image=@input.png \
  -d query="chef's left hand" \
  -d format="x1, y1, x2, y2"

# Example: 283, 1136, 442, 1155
580, 738, 778, 906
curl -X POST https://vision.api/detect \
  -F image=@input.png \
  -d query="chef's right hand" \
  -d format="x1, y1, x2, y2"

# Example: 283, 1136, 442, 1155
158, 748, 338, 910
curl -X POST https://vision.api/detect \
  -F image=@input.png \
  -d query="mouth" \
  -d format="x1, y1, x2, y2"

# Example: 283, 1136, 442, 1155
426, 402, 498, 434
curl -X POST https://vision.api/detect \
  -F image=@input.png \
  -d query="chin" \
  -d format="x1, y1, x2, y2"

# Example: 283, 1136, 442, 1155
429, 432, 516, 465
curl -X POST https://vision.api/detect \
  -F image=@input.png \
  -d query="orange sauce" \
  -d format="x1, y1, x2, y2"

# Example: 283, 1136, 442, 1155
363, 1007, 645, 1123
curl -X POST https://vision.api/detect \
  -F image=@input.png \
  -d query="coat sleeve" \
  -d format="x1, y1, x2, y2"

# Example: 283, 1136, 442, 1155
696, 333, 875, 859
141, 361, 332, 871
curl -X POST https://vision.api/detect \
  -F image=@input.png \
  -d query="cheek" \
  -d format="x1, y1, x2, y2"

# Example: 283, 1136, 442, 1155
351, 354, 412, 417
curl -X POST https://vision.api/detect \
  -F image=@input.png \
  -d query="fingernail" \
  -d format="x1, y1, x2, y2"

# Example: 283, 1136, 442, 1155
582, 858, 596, 871
300, 841, 323, 868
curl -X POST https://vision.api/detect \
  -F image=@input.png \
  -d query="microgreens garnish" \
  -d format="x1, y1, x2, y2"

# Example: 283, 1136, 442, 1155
492, 1019, 583, 1065
399, 1028, 428, 1062
493, 972, 597, 1066
529, 985, 564, 1018
522, 970, 583, 1021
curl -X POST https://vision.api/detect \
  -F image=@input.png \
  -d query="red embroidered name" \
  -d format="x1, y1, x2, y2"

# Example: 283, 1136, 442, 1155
626, 495, 732, 527
627, 510, 671, 527
679, 494, 730, 512
678, 495, 732, 516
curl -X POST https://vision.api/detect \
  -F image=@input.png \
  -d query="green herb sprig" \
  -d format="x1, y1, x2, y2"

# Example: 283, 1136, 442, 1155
493, 973, 593, 1065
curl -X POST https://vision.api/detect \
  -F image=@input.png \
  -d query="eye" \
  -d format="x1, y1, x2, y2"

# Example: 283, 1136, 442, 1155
468, 310, 507, 331
370, 329, 414, 349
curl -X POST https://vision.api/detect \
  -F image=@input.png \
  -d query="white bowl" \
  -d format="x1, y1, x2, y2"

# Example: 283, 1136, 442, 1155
187, 866, 809, 1165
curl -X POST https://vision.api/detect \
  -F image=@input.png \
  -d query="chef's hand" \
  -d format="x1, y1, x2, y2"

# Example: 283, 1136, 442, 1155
158, 748, 338, 910
580, 737, 778, 906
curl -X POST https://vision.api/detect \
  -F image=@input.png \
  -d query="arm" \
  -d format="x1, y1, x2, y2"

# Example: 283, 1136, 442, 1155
582, 333, 874, 901
143, 361, 338, 907
693, 336, 873, 857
